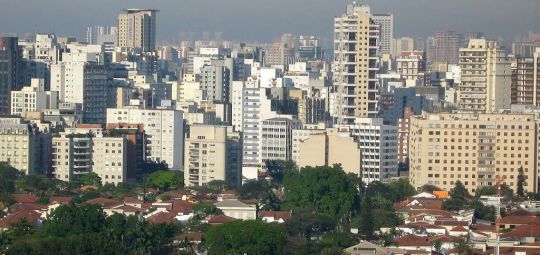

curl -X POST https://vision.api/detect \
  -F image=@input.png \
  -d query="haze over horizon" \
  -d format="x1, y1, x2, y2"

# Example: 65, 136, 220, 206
1, 0, 539, 44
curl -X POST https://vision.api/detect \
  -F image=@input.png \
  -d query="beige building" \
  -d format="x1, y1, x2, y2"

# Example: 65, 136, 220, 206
333, 3, 380, 123
214, 199, 257, 220
458, 39, 511, 113
409, 112, 537, 193
295, 128, 361, 175
117, 9, 158, 51
0, 116, 50, 175
184, 125, 241, 187
52, 129, 127, 184
511, 48, 540, 106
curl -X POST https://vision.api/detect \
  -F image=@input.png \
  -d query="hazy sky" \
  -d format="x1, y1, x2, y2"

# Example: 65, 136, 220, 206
1, 0, 539, 44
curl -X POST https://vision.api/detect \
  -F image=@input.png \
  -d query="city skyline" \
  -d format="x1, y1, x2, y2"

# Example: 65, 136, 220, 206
1, 0, 539, 44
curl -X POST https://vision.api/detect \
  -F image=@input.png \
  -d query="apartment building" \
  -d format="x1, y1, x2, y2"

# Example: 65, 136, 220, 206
11, 78, 58, 116
117, 9, 158, 51
52, 130, 127, 184
333, 3, 380, 122
372, 13, 393, 57
396, 51, 426, 85
106, 107, 184, 171
458, 39, 511, 113
261, 118, 300, 162
349, 118, 399, 183
295, 128, 361, 175
0, 37, 23, 115
0, 116, 50, 175
511, 48, 540, 106
409, 112, 537, 193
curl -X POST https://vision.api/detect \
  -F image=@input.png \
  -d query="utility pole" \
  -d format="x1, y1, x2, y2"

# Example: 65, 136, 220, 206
495, 175, 505, 255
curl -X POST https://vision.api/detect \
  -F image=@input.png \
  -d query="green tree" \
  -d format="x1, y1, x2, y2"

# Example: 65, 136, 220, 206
205, 220, 287, 255
145, 170, 184, 191
319, 232, 357, 251
444, 181, 471, 211
388, 178, 417, 202
45, 203, 107, 237
82, 172, 102, 187
5, 220, 35, 239
283, 165, 358, 219
265, 160, 298, 185
421, 184, 442, 193
517, 167, 525, 197
358, 195, 374, 239
192, 201, 222, 219
285, 209, 337, 239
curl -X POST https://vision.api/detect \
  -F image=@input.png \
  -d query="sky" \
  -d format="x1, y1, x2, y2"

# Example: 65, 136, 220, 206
0, 0, 539, 45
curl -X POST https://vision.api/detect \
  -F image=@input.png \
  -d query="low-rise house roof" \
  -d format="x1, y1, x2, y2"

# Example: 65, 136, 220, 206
9, 203, 47, 213
394, 235, 432, 247
501, 223, 540, 238
11, 194, 39, 204
207, 214, 236, 225
147, 212, 176, 224
175, 232, 204, 243
0, 210, 42, 229
49, 196, 72, 205
394, 198, 443, 211
215, 199, 254, 209
83, 198, 123, 209
500, 215, 540, 226
260, 211, 292, 222
344, 240, 406, 255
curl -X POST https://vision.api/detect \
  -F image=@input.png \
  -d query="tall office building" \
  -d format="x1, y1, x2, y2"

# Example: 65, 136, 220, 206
333, 3, 380, 123
0, 37, 22, 115
117, 9, 158, 51
511, 48, 540, 106
409, 112, 538, 193
458, 39, 511, 113
427, 31, 463, 65
372, 13, 393, 57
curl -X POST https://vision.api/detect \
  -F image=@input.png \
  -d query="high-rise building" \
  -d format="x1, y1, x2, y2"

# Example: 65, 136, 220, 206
396, 51, 426, 84
50, 62, 110, 124
397, 107, 414, 171
333, 3, 380, 123
427, 31, 463, 66
117, 9, 158, 51
294, 128, 361, 175
458, 39, 511, 113
52, 129, 128, 184
106, 108, 184, 171
511, 48, 540, 106
184, 125, 230, 187
349, 118, 398, 183
0, 116, 51, 175
11, 78, 58, 116
0, 37, 22, 115
372, 13, 393, 56
409, 112, 538, 193
261, 118, 299, 162
391, 37, 414, 57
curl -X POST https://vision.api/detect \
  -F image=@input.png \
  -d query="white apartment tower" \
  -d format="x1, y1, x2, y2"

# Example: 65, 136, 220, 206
117, 9, 158, 52
372, 13, 394, 57
51, 62, 109, 124
350, 118, 398, 184
11, 78, 58, 116
458, 39, 511, 113
106, 108, 184, 171
333, 3, 380, 124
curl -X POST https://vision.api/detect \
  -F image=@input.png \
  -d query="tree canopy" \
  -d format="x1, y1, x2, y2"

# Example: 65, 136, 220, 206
145, 170, 184, 191
282, 165, 359, 219
205, 220, 287, 255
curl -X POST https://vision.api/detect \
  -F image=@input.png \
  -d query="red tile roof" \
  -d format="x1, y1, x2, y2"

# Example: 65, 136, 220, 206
147, 212, 176, 224
429, 235, 459, 243
207, 214, 236, 225
501, 223, 540, 238
0, 210, 42, 228
394, 235, 432, 247
171, 200, 194, 214
434, 220, 469, 227
9, 203, 47, 213
508, 209, 536, 217
123, 196, 143, 204
11, 194, 39, 204
394, 198, 443, 211
500, 215, 540, 225
450, 226, 468, 232
83, 198, 122, 209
